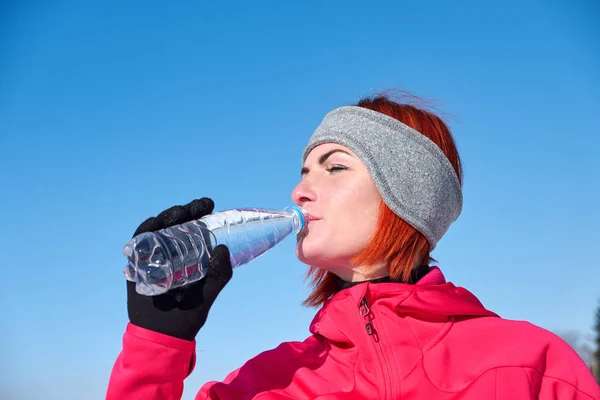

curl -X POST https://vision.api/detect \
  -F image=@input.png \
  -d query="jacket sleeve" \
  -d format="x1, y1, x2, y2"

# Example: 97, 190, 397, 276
534, 340, 600, 400
537, 375, 600, 400
196, 336, 346, 400
106, 323, 197, 400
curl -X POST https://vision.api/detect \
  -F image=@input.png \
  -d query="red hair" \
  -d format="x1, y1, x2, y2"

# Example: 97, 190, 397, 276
303, 93, 463, 307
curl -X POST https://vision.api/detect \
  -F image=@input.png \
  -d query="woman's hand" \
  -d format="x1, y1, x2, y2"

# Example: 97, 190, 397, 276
126, 197, 233, 341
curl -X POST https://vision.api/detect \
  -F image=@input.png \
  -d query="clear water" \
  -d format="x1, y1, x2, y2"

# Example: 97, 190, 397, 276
123, 206, 307, 296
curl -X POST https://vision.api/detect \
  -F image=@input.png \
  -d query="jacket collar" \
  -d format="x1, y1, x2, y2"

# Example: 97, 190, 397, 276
309, 267, 498, 345
335, 264, 433, 291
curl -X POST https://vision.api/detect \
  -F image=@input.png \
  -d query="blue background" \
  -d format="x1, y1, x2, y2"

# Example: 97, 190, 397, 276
1, 1, 598, 399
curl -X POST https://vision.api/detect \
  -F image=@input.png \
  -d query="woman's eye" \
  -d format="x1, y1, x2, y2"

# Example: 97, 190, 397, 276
326, 165, 347, 173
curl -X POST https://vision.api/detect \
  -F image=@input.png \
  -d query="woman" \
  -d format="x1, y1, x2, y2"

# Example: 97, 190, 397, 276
107, 95, 600, 399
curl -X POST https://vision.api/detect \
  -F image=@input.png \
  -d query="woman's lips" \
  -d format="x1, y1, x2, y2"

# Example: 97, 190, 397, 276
297, 216, 319, 240
306, 214, 321, 222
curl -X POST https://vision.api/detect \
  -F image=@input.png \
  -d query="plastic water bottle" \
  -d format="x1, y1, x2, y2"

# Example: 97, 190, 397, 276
123, 206, 309, 296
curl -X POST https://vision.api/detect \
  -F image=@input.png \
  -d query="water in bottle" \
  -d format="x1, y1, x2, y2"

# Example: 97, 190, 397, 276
123, 206, 309, 296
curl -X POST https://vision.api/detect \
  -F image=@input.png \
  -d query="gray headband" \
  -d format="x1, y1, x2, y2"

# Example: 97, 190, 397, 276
302, 106, 462, 250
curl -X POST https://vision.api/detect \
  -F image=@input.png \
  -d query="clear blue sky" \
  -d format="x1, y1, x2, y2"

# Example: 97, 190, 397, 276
1, 1, 598, 399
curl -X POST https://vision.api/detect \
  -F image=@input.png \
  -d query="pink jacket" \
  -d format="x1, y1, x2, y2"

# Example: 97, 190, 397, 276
107, 268, 600, 399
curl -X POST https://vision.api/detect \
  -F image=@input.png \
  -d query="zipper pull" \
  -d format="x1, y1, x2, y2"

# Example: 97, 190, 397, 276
359, 296, 370, 316
360, 296, 380, 342
365, 322, 375, 335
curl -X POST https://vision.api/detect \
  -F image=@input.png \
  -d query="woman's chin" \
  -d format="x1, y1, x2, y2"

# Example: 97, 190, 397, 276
295, 241, 311, 265
296, 242, 336, 269
295, 240, 318, 266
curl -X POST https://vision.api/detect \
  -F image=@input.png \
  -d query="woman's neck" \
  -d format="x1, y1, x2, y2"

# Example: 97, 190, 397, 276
333, 263, 389, 282
335, 264, 432, 289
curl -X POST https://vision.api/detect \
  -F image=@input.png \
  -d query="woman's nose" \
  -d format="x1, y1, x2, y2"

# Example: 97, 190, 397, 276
291, 181, 316, 206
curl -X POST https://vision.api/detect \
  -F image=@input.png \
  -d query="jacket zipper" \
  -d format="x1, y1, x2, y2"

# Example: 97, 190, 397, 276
360, 295, 393, 400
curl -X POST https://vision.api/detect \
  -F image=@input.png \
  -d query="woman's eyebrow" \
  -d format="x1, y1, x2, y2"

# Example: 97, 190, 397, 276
301, 149, 353, 175
318, 149, 353, 164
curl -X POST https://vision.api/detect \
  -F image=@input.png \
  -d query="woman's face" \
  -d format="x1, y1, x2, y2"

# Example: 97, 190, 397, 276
292, 143, 382, 276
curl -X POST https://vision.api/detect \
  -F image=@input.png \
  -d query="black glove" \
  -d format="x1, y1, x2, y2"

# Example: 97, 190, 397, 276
126, 197, 233, 341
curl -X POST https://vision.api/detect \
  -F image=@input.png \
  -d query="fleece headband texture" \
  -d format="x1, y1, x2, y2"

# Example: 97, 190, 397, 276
302, 106, 462, 250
